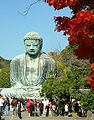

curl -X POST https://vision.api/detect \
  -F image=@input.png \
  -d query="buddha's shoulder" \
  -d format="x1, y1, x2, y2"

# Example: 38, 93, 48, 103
40, 52, 54, 61
40, 52, 50, 59
11, 53, 25, 62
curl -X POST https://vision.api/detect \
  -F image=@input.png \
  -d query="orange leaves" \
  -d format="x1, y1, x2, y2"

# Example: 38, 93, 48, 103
70, 0, 94, 14
55, 10, 94, 48
54, 16, 70, 32
54, 10, 94, 60
68, 10, 94, 60
90, 64, 94, 71
44, 0, 94, 62
44, 0, 94, 12
44, 0, 79, 10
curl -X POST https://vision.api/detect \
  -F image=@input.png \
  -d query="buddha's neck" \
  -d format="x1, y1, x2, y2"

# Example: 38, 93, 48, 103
26, 52, 41, 60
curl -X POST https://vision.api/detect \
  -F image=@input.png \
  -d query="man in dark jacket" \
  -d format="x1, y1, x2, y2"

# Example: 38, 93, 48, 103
29, 99, 35, 116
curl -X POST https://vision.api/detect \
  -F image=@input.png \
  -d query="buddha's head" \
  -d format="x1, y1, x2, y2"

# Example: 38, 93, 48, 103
23, 32, 43, 56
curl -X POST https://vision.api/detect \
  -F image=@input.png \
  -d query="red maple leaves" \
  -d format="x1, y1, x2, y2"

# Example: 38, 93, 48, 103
44, 0, 79, 10
54, 10, 94, 61
44, 0, 94, 12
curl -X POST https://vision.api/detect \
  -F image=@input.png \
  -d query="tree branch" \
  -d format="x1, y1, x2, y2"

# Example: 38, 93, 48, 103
18, 0, 41, 16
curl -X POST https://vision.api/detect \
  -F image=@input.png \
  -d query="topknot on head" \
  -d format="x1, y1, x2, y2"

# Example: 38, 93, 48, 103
23, 32, 43, 42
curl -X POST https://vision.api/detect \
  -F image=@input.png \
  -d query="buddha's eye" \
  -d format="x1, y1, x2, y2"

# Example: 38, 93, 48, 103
33, 44, 39, 46
26, 44, 31, 46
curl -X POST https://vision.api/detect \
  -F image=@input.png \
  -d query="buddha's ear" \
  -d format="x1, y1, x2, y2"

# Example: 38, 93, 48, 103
40, 39, 43, 50
24, 39, 28, 46
23, 39, 26, 45
39, 42, 43, 51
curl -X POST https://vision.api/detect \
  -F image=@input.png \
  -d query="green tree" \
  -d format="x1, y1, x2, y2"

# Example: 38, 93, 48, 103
0, 67, 10, 88
81, 91, 94, 111
0, 56, 10, 88
41, 45, 90, 101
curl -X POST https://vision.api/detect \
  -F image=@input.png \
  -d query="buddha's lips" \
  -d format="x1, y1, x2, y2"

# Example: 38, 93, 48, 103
29, 50, 35, 52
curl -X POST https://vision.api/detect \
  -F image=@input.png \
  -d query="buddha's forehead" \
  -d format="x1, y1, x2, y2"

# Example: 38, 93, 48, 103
25, 39, 40, 44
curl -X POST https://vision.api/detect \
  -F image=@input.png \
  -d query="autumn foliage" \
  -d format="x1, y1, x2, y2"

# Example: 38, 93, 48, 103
44, 0, 94, 90
44, 0, 79, 10
44, 0, 94, 12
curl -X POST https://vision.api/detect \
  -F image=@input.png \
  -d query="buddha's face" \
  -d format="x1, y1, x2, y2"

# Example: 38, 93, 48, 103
24, 39, 42, 55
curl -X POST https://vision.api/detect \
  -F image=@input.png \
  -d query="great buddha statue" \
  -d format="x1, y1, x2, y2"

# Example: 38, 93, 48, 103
1, 32, 55, 98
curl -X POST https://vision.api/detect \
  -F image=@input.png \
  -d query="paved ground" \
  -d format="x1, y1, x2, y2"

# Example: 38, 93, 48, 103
2, 111, 94, 120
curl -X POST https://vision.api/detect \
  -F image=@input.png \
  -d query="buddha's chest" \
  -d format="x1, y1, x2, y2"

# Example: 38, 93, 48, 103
24, 57, 48, 85
26, 59, 39, 75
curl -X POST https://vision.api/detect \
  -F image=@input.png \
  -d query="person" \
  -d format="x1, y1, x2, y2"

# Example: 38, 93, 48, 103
3, 97, 10, 116
64, 103, 69, 116
11, 97, 18, 116
29, 99, 35, 117
39, 100, 44, 116
1, 32, 55, 98
33, 99, 38, 116
0, 95, 4, 117
17, 100, 22, 119
45, 103, 50, 117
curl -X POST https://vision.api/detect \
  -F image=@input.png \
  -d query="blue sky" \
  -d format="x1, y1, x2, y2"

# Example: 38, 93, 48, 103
0, 0, 72, 60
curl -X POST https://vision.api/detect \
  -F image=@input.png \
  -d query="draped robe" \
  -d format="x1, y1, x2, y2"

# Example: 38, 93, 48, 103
1, 52, 55, 98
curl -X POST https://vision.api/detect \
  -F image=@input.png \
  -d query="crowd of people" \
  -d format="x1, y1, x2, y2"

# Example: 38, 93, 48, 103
0, 94, 50, 119
0, 94, 87, 120
50, 98, 87, 117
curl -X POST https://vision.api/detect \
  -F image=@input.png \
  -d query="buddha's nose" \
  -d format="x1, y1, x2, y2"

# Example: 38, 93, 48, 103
30, 44, 34, 49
